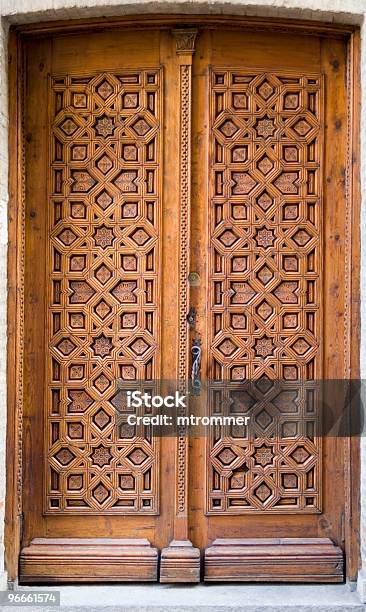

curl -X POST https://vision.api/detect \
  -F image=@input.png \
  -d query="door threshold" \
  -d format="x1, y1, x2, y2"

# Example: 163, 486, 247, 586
13, 582, 364, 611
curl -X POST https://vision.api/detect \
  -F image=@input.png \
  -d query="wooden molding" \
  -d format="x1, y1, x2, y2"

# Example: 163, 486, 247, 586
5, 28, 25, 582
13, 15, 356, 38
344, 28, 362, 581
204, 538, 344, 582
175, 28, 196, 524
160, 540, 200, 583
20, 538, 158, 583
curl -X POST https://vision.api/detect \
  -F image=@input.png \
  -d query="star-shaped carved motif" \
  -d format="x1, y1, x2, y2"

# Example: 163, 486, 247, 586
255, 116, 276, 138
91, 445, 112, 467
93, 226, 114, 248
255, 228, 275, 248
94, 115, 116, 137
92, 335, 113, 358
254, 445, 274, 466
255, 336, 275, 358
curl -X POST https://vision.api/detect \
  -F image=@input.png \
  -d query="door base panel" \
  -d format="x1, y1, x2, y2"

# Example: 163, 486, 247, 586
204, 538, 344, 582
160, 540, 200, 583
20, 538, 158, 583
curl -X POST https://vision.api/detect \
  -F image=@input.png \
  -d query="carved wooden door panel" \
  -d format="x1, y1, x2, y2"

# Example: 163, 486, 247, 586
20, 29, 184, 583
189, 29, 350, 582
19, 25, 353, 584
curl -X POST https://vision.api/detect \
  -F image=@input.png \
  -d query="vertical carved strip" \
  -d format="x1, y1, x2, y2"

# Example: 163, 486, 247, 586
160, 31, 200, 583
177, 63, 191, 515
174, 30, 197, 517
344, 49, 352, 379
178, 64, 191, 385
16, 62, 26, 517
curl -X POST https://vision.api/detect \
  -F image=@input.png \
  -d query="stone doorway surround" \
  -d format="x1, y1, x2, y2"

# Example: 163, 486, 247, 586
0, 0, 365, 605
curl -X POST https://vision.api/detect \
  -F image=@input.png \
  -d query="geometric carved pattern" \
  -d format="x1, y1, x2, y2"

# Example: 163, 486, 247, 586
47, 70, 161, 513
208, 71, 322, 513
176, 59, 194, 516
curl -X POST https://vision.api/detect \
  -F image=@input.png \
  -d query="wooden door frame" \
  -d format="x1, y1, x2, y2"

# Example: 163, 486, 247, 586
5, 14, 361, 583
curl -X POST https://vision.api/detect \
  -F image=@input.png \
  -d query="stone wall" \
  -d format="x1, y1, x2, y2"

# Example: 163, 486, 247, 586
0, 0, 365, 599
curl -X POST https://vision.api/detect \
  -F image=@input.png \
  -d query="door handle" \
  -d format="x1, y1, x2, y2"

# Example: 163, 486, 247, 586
191, 338, 202, 396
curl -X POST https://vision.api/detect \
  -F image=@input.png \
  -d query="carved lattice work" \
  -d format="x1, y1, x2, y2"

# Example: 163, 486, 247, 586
46, 71, 161, 513
207, 71, 323, 514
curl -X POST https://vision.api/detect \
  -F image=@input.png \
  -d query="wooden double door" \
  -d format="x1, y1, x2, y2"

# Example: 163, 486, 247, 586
20, 24, 354, 583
